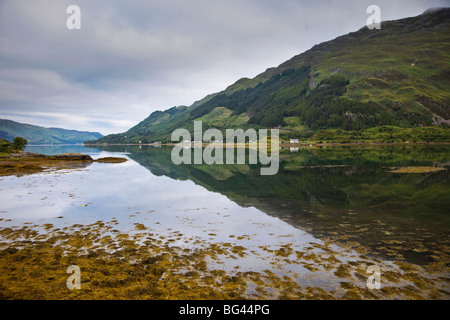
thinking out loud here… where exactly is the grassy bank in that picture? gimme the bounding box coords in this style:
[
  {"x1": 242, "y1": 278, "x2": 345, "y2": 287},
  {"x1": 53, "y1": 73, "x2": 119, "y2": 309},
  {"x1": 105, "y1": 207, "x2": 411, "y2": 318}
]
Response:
[{"x1": 308, "y1": 126, "x2": 450, "y2": 143}]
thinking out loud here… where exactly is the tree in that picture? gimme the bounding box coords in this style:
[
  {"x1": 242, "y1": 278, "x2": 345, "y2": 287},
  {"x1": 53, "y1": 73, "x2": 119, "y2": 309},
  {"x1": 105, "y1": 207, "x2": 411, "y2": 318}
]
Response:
[{"x1": 13, "y1": 137, "x2": 28, "y2": 150}]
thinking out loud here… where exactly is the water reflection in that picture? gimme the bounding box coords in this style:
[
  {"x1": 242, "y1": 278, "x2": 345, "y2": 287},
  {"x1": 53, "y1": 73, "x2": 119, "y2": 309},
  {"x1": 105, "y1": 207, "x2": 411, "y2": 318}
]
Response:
[
  {"x1": 25, "y1": 145, "x2": 103, "y2": 156},
  {"x1": 95, "y1": 144, "x2": 450, "y2": 266}
]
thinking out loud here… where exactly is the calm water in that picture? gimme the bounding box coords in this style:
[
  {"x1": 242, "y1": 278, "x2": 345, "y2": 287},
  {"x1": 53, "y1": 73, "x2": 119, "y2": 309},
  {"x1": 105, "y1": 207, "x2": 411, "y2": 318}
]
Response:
[{"x1": 1, "y1": 144, "x2": 449, "y2": 295}]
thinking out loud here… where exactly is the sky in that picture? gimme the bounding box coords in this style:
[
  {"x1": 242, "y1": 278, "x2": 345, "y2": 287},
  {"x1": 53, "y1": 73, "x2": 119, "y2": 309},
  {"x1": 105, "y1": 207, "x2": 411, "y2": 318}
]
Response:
[{"x1": 0, "y1": 0, "x2": 448, "y2": 135}]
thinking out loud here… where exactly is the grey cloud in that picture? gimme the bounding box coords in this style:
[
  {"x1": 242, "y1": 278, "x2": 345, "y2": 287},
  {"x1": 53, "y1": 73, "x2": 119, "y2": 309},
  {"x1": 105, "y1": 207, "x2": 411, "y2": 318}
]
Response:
[{"x1": 0, "y1": 0, "x2": 448, "y2": 134}]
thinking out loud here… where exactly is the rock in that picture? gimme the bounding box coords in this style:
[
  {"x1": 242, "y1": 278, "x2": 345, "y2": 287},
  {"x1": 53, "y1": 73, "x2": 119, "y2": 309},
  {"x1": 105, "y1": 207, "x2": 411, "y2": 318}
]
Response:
[
  {"x1": 53, "y1": 153, "x2": 93, "y2": 161},
  {"x1": 95, "y1": 157, "x2": 127, "y2": 163},
  {"x1": 5, "y1": 247, "x2": 18, "y2": 254},
  {"x1": 309, "y1": 79, "x2": 319, "y2": 90}
]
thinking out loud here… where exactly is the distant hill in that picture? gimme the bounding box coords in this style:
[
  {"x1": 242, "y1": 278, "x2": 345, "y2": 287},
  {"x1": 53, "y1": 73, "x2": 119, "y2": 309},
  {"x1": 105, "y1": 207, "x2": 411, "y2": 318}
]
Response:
[
  {"x1": 90, "y1": 8, "x2": 450, "y2": 144},
  {"x1": 0, "y1": 119, "x2": 103, "y2": 145}
]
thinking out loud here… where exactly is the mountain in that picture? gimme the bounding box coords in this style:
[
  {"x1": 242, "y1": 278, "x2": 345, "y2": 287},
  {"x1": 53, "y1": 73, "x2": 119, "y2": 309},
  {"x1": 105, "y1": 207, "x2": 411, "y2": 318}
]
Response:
[
  {"x1": 0, "y1": 119, "x2": 103, "y2": 145},
  {"x1": 89, "y1": 8, "x2": 450, "y2": 144}
]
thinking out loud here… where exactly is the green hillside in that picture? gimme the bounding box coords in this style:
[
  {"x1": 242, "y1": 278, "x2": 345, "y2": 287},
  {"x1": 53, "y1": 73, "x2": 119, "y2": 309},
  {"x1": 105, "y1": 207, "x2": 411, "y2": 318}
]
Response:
[
  {"x1": 0, "y1": 119, "x2": 103, "y2": 145},
  {"x1": 90, "y1": 8, "x2": 450, "y2": 144}
]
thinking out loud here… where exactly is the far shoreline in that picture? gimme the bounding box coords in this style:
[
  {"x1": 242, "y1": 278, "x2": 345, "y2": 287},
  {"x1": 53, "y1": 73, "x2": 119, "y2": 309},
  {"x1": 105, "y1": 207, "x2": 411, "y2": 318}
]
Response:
[{"x1": 82, "y1": 141, "x2": 450, "y2": 148}]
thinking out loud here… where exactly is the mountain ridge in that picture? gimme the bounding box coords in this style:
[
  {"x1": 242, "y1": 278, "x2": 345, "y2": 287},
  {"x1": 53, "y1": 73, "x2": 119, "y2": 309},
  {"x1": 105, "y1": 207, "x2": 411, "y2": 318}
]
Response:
[
  {"x1": 89, "y1": 8, "x2": 450, "y2": 144},
  {"x1": 0, "y1": 119, "x2": 103, "y2": 145}
]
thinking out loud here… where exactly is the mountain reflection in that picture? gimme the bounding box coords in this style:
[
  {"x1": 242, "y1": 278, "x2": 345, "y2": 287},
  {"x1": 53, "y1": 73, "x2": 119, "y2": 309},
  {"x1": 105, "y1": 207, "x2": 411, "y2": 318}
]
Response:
[{"x1": 95, "y1": 144, "x2": 450, "y2": 266}]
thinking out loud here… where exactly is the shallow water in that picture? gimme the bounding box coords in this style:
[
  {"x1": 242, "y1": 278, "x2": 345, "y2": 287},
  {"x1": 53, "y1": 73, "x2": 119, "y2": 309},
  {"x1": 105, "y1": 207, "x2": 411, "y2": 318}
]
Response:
[{"x1": 0, "y1": 144, "x2": 449, "y2": 299}]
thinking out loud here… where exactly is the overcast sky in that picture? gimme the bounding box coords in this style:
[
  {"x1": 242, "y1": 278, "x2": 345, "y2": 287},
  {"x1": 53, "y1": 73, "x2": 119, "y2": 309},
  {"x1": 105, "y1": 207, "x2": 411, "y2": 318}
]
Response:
[{"x1": 0, "y1": 0, "x2": 448, "y2": 135}]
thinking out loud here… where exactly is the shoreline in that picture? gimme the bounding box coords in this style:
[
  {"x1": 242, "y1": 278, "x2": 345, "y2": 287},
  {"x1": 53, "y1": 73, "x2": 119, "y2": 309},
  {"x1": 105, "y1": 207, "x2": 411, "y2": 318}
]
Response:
[
  {"x1": 0, "y1": 152, "x2": 127, "y2": 177},
  {"x1": 1, "y1": 219, "x2": 448, "y2": 300},
  {"x1": 83, "y1": 141, "x2": 450, "y2": 147}
]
